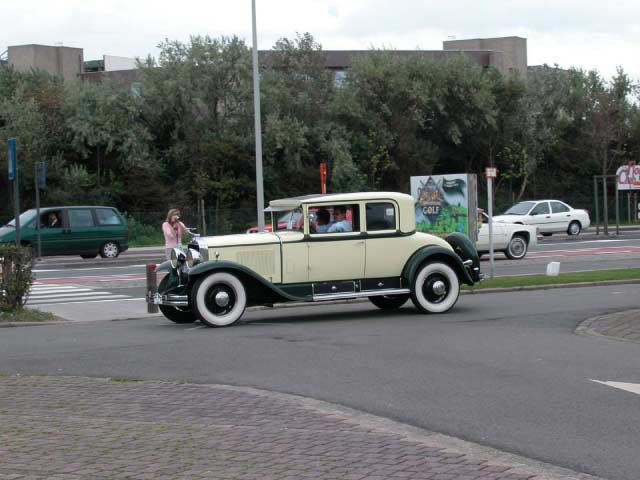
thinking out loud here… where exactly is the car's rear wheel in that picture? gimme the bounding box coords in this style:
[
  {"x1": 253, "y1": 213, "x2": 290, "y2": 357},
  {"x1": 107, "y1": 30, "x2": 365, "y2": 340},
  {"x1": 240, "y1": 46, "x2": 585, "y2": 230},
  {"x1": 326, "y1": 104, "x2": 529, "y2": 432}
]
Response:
[
  {"x1": 157, "y1": 277, "x2": 195, "y2": 324},
  {"x1": 191, "y1": 272, "x2": 247, "y2": 327},
  {"x1": 369, "y1": 294, "x2": 409, "y2": 310},
  {"x1": 505, "y1": 235, "x2": 528, "y2": 260},
  {"x1": 410, "y1": 262, "x2": 460, "y2": 314},
  {"x1": 567, "y1": 221, "x2": 581, "y2": 235},
  {"x1": 100, "y1": 241, "x2": 120, "y2": 258}
]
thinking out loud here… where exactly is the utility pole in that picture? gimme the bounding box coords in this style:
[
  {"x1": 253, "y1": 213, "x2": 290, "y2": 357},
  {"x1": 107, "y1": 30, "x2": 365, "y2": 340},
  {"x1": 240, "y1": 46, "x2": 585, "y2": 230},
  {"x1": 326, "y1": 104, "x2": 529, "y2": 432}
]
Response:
[
  {"x1": 8, "y1": 137, "x2": 20, "y2": 246},
  {"x1": 251, "y1": 0, "x2": 265, "y2": 232}
]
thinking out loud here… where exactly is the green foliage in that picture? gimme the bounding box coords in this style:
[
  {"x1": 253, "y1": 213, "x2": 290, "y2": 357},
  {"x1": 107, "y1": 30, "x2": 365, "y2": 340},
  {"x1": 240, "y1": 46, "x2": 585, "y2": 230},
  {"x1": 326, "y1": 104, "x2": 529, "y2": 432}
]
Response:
[
  {"x1": 124, "y1": 214, "x2": 165, "y2": 247},
  {"x1": 0, "y1": 245, "x2": 34, "y2": 312}
]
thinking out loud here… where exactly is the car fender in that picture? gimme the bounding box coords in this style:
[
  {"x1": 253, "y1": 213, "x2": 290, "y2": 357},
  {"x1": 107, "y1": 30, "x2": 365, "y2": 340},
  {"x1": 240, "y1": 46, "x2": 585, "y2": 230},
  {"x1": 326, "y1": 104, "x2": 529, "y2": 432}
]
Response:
[
  {"x1": 187, "y1": 260, "x2": 302, "y2": 305},
  {"x1": 402, "y1": 245, "x2": 475, "y2": 287}
]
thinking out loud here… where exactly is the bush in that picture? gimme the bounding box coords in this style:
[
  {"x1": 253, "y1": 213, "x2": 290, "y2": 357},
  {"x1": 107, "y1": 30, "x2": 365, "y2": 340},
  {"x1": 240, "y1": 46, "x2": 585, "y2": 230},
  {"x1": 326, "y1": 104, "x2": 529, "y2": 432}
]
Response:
[
  {"x1": 125, "y1": 214, "x2": 165, "y2": 247},
  {"x1": 0, "y1": 244, "x2": 35, "y2": 312}
]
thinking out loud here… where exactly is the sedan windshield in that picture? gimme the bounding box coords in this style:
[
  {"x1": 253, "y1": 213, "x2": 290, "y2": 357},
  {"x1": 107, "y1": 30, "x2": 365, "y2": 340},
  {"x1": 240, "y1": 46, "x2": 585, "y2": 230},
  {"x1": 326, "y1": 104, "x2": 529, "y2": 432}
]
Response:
[
  {"x1": 504, "y1": 202, "x2": 535, "y2": 215},
  {"x1": 5, "y1": 209, "x2": 37, "y2": 227}
]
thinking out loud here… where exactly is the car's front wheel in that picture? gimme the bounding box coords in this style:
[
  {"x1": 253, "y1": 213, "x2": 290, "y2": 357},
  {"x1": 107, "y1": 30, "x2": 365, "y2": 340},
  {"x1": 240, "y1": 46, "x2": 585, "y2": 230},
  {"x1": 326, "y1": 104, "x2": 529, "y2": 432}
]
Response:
[
  {"x1": 411, "y1": 262, "x2": 460, "y2": 314},
  {"x1": 100, "y1": 241, "x2": 120, "y2": 258},
  {"x1": 369, "y1": 294, "x2": 409, "y2": 310},
  {"x1": 567, "y1": 221, "x2": 581, "y2": 235},
  {"x1": 505, "y1": 235, "x2": 528, "y2": 260},
  {"x1": 191, "y1": 272, "x2": 247, "y2": 327}
]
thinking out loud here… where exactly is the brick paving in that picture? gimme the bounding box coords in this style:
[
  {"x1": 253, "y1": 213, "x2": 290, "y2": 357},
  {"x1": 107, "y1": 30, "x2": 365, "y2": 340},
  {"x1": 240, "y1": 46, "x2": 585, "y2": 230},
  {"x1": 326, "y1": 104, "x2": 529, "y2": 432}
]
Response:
[
  {"x1": 577, "y1": 309, "x2": 640, "y2": 344},
  {"x1": 0, "y1": 376, "x2": 600, "y2": 480}
]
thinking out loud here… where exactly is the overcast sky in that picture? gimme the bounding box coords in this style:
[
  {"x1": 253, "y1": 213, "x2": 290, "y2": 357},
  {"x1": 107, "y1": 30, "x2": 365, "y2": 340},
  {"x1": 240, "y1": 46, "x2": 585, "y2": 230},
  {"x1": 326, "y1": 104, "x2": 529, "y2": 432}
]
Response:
[{"x1": 3, "y1": 0, "x2": 640, "y2": 81}]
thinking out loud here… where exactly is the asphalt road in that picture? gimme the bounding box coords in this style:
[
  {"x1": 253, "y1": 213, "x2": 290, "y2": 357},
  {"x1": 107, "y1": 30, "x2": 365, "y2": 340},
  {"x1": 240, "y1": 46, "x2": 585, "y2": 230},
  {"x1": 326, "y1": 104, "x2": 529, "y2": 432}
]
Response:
[{"x1": 2, "y1": 285, "x2": 639, "y2": 480}]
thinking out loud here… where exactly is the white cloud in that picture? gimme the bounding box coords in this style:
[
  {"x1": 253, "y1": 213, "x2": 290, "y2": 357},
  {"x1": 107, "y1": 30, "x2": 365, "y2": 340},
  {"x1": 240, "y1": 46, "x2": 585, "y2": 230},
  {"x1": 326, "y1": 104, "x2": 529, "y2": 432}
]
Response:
[{"x1": 2, "y1": 0, "x2": 639, "y2": 80}]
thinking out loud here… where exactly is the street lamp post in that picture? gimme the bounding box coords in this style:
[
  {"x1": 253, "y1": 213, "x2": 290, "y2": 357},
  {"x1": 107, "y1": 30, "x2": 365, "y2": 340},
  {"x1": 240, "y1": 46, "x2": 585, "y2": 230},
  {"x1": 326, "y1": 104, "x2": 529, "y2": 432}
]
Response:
[{"x1": 251, "y1": 0, "x2": 265, "y2": 232}]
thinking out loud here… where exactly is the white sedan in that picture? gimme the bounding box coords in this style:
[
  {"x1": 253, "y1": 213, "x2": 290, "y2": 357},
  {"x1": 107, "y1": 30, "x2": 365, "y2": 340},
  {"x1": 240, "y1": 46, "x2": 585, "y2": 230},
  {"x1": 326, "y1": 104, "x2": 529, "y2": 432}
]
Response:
[
  {"x1": 492, "y1": 200, "x2": 590, "y2": 236},
  {"x1": 477, "y1": 213, "x2": 537, "y2": 259}
]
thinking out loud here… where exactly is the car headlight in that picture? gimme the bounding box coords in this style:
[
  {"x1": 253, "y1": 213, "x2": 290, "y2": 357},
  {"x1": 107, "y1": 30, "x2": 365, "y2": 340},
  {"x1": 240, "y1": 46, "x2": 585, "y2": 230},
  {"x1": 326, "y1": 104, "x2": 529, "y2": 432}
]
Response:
[
  {"x1": 186, "y1": 248, "x2": 201, "y2": 268},
  {"x1": 170, "y1": 247, "x2": 186, "y2": 269}
]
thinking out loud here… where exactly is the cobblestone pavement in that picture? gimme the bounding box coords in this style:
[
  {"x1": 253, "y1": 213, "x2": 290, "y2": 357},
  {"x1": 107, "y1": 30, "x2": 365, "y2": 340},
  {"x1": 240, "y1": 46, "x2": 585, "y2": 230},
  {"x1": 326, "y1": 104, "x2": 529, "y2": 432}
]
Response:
[
  {"x1": 577, "y1": 309, "x2": 640, "y2": 344},
  {"x1": 0, "y1": 376, "x2": 600, "y2": 480}
]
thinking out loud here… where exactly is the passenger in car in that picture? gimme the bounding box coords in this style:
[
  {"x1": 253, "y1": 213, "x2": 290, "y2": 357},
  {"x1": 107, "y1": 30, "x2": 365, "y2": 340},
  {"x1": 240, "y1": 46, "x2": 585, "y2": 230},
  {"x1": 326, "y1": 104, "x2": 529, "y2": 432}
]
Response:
[
  {"x1": 327, "y1": 206, "x2": 352, "y2": 233},
  {"x1": 315, "y1": 208, "x2": 331, "y2": 233},
  {"x1": 47, "y1": 212, "x2": 61, "y2": 228}
]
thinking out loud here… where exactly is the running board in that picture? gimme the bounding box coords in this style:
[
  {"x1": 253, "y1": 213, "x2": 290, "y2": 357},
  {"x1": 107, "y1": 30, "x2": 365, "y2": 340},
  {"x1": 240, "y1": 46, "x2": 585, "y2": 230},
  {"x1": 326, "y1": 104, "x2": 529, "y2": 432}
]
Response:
[{"x1": 313, "y1": 288, "x2": 410, "y2": 302}]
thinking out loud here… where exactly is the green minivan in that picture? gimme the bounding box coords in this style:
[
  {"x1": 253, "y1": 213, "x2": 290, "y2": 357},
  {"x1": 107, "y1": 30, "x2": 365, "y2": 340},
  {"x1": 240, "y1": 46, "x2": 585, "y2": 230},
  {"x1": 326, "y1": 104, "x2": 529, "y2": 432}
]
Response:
[{"x1": 0, "y1": 206, "x2": 129, "y2": 258}]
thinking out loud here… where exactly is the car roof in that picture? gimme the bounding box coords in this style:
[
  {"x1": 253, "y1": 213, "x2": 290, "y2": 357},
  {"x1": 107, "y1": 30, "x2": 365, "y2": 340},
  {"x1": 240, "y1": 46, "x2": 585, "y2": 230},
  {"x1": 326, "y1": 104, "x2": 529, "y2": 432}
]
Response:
[
  {"x1": 35, "y1": 206, "x2": 119, "y2": 210},
  {"x1": 268, "y1": 192, "x2": 414, "y2": 209}
]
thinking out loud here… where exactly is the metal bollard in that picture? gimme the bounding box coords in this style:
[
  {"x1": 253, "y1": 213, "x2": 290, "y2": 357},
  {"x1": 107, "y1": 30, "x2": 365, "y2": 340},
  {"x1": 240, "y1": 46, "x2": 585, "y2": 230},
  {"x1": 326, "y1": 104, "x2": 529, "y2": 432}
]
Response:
[{"x1": 146, "y1": 263, "x2": 158, "y2": 313}]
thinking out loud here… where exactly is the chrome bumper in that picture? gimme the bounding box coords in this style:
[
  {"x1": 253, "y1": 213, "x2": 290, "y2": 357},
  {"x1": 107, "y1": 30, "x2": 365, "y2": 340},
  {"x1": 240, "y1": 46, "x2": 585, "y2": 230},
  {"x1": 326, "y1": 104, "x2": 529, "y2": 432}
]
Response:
[{"x1": 147, "y1": 292, "x2": 189, "y2": 307}]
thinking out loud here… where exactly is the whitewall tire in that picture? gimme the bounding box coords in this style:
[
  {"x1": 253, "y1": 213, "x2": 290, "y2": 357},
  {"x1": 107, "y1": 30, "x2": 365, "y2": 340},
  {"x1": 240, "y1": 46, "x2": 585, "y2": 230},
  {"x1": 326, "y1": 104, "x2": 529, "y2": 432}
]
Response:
[
  {"x1": 505, "y1": 235, "x2": 528, "y2": 260},
  {"x1": 411, "y1": 262, "x2": 460, "y2": 314},
  {"x1": 191, "y1": 272, "x2": 247, "y2": 327}
]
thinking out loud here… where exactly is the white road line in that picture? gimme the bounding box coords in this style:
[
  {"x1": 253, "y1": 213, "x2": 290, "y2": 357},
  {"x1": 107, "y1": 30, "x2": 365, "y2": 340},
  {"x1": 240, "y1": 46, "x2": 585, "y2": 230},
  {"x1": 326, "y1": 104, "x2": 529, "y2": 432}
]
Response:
[
  {"x1": 29, "y1": 289, "x2": 94, "y2": 296},
  {"x1": 591, "y1": 380, "x2": 640, "y2": 396},
  {"x1": 28, "y1": 291, "x2": 116, "y2": 299},
  {"x1": 28, "y1": 295, "x2": 131, "y2": 305},
  {"x1": 33, "y1": 264, "x2": 146, "y2": 273},
  {"x1": 29, "y1": 297, "x2": 143, "y2": 306}
]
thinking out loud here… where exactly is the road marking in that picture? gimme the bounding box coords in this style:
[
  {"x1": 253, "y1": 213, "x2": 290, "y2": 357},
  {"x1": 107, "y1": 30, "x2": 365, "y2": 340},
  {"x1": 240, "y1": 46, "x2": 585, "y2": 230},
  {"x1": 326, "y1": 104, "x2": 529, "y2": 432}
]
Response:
[
  {"x1": 591, "y1": 380, "x2": 640, "y2": 396},
  {"x1": 34, "y1": 264, "x2": 146, "y2": 273},
  {"x1": 28, "y1": 297, "x2": 143, "y2": 306},
  {"x1": 27, "y1": 282, "x2": 133, "y2": 305}
]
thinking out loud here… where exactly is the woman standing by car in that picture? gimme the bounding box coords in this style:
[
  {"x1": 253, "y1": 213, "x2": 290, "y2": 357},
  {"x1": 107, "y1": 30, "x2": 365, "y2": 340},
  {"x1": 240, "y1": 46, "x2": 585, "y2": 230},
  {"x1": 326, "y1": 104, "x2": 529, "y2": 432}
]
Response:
[{"x1": 162, "y1": 209, "x2": 188, "y2": 260}]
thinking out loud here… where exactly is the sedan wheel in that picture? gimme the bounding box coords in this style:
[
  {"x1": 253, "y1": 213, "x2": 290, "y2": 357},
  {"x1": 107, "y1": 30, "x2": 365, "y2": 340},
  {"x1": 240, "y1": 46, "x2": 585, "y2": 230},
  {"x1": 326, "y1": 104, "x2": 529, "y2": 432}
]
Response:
[
  {"x1": 567, "y1": 221, "x2": 581, "y2": 235},
  {"x1": 100, "y1": 241, "x2": 120, "y2": 258},
  {"x1": 411, "y1": 262, "x2": 460, "y2": 314},
  {"x1": 369, "y1": 294, "x2": 409, "y2": 310},
  {"x1": 505, "y1": 235, "x2": 528, "y2": 260},
  {"x1": 191, "y1": 272, "x2": 247, "y2": 327}
]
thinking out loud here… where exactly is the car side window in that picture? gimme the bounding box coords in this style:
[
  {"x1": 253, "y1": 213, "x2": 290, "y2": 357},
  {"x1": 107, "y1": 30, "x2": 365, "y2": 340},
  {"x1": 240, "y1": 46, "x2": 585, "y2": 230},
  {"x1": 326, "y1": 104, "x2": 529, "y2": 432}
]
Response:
[
  {"x1": 40, "y1": 210, "x2": 63, "y2": 229},
  {"x1": 95, "y1": 208, "x2": 123, "y2": 226},
  {"x1": 310, "y1": 204, "x2": 359, "y2": 234},
  {"x1": 530, "y1": 202, "x2": 550, "y2": 215},
  {"x1": 68, "y1": 209, "x2": 95, "y2": 228},
  {"x1": 551, "y1": 202, "x2": 569, "y2": 213},
  {"x1": 366, "y1": 202, "x2": 396, "y2": 231}
]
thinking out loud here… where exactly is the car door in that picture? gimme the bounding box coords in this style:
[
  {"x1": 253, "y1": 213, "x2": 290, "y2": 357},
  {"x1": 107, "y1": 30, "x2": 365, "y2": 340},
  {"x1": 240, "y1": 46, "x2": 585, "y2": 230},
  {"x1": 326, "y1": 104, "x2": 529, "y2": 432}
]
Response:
[
  {"x1": 363, "y1": 201, "x2": 404, "y2": 277},
  {"x1": 550, "y1": 201, "x2": 571, "y2": 232},
  {"x1": 36, "y1": 209, "x2": 67, "y2": 255},
  {"x1": 307, "y1": 203, "x2": 365, "y2": 282},
  {"x1": 528, "y1": 201, "x2": 552, "y2": 232},
  {"x1": 66, "y1": 208, "x2": 99, "y2": 254},
  {"x1": 476, "y1": 213, "x2": 508, "y2": 251}
]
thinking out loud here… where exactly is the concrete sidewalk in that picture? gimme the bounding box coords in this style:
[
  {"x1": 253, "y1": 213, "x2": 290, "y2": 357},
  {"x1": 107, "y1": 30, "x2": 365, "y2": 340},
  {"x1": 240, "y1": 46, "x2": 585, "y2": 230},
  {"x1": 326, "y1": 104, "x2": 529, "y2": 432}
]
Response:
[
  {"x1": 0, "y1": 376, "x2": 599, "y2": 480},
  {"x1": 577, "y1": 309, "x2": 640, "y2": 344}
]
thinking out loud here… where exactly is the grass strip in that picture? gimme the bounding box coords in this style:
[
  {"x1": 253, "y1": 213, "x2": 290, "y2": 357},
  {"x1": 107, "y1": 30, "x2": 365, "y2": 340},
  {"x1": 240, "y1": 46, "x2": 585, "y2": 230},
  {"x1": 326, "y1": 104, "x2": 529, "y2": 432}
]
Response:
[
  {"x1": 465, "y1": 268, "x2": 640, "y2": 290},
  {"x1": 0, "y1": 308, "x2": 60, "y2": 323}
]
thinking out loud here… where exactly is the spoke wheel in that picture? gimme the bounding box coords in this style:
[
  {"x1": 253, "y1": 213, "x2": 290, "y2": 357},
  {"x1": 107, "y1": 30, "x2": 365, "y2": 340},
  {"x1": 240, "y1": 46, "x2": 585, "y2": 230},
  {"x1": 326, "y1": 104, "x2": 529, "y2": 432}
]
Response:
[
  {"x1": 191, "y1": 272, "x2": 247, "y2": 327},
  {"x1": 368, "y1": 294, "x2": 409, "y2": 310},
  {"x1": 505, "y1": 235, "x2": 528, "y2": 260},
  {"x1": 100, "y1": 241, "x2": 120, "y2": 258},
  {"x1": 411, "y1": 262, "x2": 460, "y2": 314}
]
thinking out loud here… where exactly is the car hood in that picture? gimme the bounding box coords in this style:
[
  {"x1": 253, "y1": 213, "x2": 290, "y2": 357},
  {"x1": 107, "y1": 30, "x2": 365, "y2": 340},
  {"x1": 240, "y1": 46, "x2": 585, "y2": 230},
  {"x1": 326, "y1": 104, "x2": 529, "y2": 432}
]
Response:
[
  {"x1": 492, "y1": 215, "x2": 520, "y2": 223},
  {"x1": 201, "y1": 232, "x2": 281, "y2": 247}
]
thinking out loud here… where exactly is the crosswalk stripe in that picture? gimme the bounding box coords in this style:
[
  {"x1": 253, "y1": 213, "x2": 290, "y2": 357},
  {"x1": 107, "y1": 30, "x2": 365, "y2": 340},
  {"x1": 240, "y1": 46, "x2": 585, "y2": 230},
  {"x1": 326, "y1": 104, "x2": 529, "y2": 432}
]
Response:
[
  {"x1": 28, "y1": 294, "x2": 131, "y2": 305},
  {"x1": 30, "y1": 289, "x2": 93, "y2": 295},
  {"x1": 28, "y1": 296, "x2": 138, "y2": 306},
  {"x1": 29, "y1": 291, "x2": 113, "y2": 299}
]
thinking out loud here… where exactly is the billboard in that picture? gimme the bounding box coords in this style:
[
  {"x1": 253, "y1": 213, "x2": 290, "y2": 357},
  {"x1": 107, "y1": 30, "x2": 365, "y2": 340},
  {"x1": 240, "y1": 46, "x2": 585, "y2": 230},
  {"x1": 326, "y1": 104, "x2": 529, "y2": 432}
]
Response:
[
  {"x1": 616, "y1": 163, "x2": 640, "y2": 190},
  {"x1": 410, "y1": 174, "x2": 477, "y2": 240}
]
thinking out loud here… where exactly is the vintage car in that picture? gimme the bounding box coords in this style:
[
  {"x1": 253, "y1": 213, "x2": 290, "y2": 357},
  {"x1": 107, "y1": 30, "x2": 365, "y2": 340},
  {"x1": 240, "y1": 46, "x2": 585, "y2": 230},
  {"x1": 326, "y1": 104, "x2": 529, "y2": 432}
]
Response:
[
  {"x1": 147, "y1": 192, "x2": 483, "y2": 327},
  {"x1": 476, "y1": 211, "x2": 537, "y2": 259}
]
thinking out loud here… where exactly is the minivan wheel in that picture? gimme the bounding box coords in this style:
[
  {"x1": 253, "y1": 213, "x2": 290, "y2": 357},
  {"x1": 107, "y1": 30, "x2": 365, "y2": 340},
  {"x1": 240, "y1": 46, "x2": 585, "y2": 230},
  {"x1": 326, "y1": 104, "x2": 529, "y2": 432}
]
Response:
[{"x1": 100, "y1": 241, "x2": 120, "y2": 258}]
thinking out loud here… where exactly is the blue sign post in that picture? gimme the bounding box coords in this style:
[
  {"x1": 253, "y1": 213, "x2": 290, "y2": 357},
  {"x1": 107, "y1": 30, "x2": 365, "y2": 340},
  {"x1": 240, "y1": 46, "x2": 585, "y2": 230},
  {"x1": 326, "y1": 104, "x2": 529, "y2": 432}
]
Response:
[{"x1": 8, "y1": 137, "x2": 20, "y2": 245}]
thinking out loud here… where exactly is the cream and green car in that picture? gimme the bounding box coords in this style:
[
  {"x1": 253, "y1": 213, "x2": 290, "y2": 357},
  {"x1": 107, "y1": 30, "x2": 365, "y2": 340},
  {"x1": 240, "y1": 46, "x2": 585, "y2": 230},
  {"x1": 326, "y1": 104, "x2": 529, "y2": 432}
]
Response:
[{"x1": 147, "y1": 192, "x2": 482, "y2": 327}]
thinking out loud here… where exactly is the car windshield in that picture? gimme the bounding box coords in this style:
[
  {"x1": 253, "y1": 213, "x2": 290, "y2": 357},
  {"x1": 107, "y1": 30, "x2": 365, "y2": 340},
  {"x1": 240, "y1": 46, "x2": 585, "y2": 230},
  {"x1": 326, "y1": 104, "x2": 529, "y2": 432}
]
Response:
[
  {"x1": 504, "y1": 202, "x2": 535, "y2": 215},
  {"x1": 5, "y1": 209, "x2": 37, "y2": 227},
  {"x1": 274, "y1": 208, "x2": 303, "y2": 232}
]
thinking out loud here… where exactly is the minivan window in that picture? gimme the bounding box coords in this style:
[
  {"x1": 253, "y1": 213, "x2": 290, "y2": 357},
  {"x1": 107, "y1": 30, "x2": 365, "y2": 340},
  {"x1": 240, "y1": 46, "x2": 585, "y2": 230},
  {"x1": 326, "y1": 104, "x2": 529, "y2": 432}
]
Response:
[
  {"x1": 69, "y1": 209, "x2": 95, "y2": 227},
  {"x1": 6, "y1": 210, "x2": 36, "y2": 227},
  {"x1": 96, "y1": 208, "x2": 123, "y2": 226},
  {"x1": 366, "y1": 203, "x2": 396, "y2": 231}
]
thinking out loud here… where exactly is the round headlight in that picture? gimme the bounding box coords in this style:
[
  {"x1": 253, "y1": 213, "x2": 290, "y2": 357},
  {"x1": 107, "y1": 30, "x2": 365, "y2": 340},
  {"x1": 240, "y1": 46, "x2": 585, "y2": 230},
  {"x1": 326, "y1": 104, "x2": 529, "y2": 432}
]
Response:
[
  {"x1": 186, "y1": 248, "x2": 201, "y2": 268},
  {"x1": 170, "y1": 247, "x2": 185, "y2": 269}
]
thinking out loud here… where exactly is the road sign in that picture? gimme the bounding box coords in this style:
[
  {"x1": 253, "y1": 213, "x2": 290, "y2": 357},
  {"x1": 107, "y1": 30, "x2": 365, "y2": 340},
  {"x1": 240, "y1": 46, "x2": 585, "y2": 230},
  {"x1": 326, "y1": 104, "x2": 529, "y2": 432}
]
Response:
[
  {"x1": 485, "y1": 167, "x2": 498, "y2": 179},
  {"x1": 8, "y1": 137, "x2": 16, "y2": 181}
]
